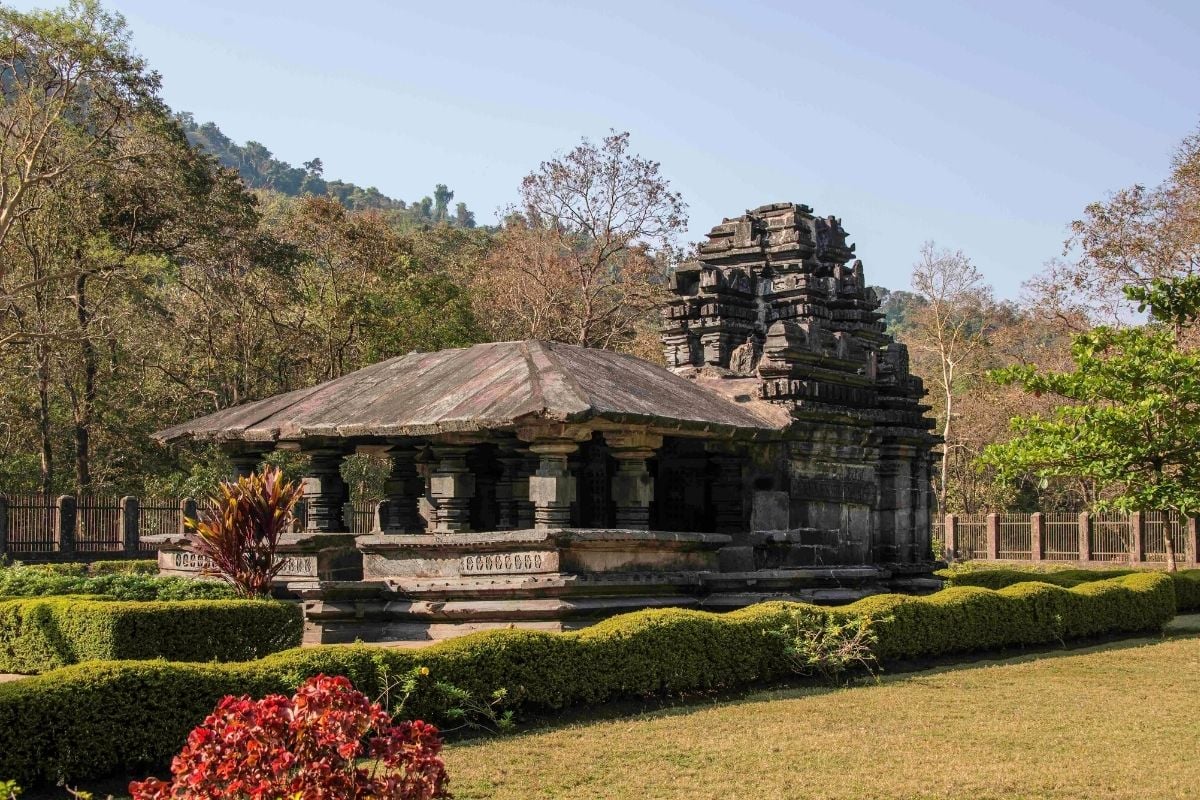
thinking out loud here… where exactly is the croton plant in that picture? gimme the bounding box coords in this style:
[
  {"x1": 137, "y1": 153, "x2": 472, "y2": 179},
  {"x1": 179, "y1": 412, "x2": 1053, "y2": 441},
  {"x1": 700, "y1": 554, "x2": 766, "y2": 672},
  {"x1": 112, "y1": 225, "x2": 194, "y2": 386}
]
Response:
[{"x1": 130, "y1": 674, "x2": 450, "y2": 800}]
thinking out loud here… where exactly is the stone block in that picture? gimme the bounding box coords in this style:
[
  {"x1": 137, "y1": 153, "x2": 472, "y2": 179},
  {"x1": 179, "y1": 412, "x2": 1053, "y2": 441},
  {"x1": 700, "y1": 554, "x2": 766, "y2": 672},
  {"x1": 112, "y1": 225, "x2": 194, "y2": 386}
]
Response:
[
  {"x1": 717, "y1": 545, "x2": 756, "y2": 572},
  {"x1": 751, "y1": 490, "x2": 790, "y2": 531}
]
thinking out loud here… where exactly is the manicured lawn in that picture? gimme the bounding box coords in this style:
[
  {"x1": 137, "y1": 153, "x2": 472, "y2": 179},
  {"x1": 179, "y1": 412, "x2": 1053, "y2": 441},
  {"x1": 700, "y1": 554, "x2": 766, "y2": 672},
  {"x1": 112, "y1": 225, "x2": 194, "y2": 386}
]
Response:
[{"x1": 444, "y1": 633, "x2": 1200, "y2": 800}]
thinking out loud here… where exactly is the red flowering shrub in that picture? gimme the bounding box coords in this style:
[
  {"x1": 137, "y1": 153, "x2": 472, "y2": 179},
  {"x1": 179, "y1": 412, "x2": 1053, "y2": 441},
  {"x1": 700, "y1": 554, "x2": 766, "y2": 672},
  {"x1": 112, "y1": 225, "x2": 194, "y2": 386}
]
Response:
[{"x1": 129, "y1": 675, "x2": 450, "y2": 800}]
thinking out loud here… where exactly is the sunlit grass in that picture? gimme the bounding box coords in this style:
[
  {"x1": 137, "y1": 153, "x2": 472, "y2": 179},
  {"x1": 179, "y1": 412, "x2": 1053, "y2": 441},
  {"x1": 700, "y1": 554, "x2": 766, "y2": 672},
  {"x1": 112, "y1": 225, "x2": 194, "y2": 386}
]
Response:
[{"x1": 444, "y1": 634, "x2": 1200, "y2": 800}]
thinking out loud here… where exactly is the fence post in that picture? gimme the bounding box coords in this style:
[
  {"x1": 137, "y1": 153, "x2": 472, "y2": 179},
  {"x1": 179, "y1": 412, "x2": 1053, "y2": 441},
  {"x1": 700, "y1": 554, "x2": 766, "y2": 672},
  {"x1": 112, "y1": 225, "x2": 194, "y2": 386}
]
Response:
[
  {"x1": 120, "y1": 496, "x2": 140, "y2": 553},
  {"x1": 986, "y1": 513, "x2": 1000, "y2": 560},
  {"x1": 1030, "y1": 512, "x2": 1044, "y2": 561},
  {"x1": 943, "y1": 513, "x2": 959, "y2": 562},
  {"x1": 1077, "y1": 511, "x2": 1092, "y2": 562},
  {"x1": 0, "y1": 496, "x2": 7, "y2": 556},
  {"x1": 373, "y1": 500, "x2": 388, "y2": 533},
  {"x1": 55, "y1": 495, "x2": 76, "y2": 555},
  {"x1": 1187, "y1": 517, "x2": 1199, "y2": 567},
  {"x1": 1130, "y1": 511, "x2": 1144, "y2": 563},
  {"x1": 179, "y1": 498, "x2": 197, "y2": 536}
]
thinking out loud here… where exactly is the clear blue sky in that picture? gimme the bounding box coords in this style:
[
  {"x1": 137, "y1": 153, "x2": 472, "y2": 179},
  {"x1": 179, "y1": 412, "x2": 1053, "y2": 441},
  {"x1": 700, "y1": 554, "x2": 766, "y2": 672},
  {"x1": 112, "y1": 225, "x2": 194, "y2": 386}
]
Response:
[{"x1": 17, "y1": 0, "x2": 1200, "y2": 297}]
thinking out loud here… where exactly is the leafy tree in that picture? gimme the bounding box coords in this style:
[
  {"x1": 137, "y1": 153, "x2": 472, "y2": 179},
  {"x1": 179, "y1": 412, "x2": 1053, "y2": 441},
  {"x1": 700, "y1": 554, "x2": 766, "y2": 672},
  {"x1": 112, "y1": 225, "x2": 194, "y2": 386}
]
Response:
[
  {"x1": 981, "y1": 276, "x2": 1200, "y2": 571},
  {"x1": 0, "y1": 0, "x2": 162, "y2": 273}
]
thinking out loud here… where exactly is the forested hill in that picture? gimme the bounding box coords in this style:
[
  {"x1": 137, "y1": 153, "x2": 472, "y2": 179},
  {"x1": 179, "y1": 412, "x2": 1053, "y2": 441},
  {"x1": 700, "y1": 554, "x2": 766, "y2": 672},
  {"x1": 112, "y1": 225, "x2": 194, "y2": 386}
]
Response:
[{"x1": 176, "y1": 113, "x2": 477, "y2": 227}]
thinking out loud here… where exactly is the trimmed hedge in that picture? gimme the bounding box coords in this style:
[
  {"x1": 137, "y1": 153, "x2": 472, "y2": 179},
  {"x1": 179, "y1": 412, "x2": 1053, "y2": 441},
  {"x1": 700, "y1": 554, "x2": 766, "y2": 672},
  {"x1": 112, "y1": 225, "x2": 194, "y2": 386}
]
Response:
[
  {"x1": 0, "y1": 562, "x2": 235, "y2": 601},
  {"x1": 0, "y1": 597, "x2": 303, "y2": 674},
  {"x1": 12, "y1": 560, "x2": 159, "y2": 577},
  {"x1": 938, "y1": 566, "x2": 1200, "y2": 612},
  {"x1": 0, "y1": 572, "x2": 1175, "y2": 786}
]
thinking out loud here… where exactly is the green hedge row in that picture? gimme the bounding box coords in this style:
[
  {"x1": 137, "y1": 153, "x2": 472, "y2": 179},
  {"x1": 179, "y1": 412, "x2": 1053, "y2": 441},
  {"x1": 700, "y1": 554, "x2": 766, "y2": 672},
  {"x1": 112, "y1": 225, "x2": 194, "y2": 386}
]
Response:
[
  {"x1": 938, "y1": 566, "x2": 1200, "y2": 612},
  {"x1": 0, "y1": 597, "x2": 303, "y2": 674},
  {"x1": 0, "y1": 562, "x2": 234, "y2": 601},
  {"x1": 0, "y1": 572, "x2": 1175, "y2": 786},
  {"x1": 11, "y1": 560, "x2": 160, "y2": 577}
]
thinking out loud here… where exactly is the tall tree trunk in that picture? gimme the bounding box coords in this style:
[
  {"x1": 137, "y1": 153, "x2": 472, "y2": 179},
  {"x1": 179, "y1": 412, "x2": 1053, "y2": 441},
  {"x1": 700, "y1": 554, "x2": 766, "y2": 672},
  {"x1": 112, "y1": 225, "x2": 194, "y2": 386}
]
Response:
[
  {"x1": 939, "y1": 362, "x2": 954, "y2": 512},
  {"x1": 37, "y1": 341, "x2": 53, "y2": 495},
  {"x1": 32, "y1": 256, "x2": 54, "y2": 495},
  {"x1": 72, "y1": 268, "x2": 96, "y2": 494}
]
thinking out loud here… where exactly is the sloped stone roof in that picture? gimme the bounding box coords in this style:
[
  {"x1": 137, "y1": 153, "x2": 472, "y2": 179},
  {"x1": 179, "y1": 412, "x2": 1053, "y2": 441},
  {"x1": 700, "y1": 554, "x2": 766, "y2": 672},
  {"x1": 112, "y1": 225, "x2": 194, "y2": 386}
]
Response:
[{"x1": 153, "y1": 340, "x2": 780, "y2": 444}]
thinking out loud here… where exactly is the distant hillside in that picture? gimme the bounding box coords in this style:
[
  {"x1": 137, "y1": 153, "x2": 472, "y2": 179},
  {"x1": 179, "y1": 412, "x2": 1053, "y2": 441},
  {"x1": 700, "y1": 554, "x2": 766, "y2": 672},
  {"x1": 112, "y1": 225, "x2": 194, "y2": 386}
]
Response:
[{"x1": 177, "y1": 113, "x2": 476, "y2": 227}]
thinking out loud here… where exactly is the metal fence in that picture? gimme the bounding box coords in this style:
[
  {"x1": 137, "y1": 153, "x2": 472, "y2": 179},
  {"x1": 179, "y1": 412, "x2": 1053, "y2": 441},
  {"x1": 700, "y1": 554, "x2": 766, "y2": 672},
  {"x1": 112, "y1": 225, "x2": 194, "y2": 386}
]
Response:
[
  {"x1": 0, "y1": 492, "x2": 383, "y2": 560},
  {"x1": 943, "y1": 510, "x2": 1198, "y2": 566}
]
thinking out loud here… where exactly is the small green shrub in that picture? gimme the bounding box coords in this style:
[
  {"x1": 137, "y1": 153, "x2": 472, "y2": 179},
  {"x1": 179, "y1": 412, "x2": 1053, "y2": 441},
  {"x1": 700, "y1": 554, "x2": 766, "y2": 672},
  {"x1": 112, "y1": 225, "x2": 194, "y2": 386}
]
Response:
[
  {"x1": 14, "y1": 560, "x2": 157, "y2": 577},
  {"x1": 0, "y1": 572, "x2": 1174, "y2": 787},
  {"x1": 938, "y1": 565, "x2": 1200, "y2": 612},
  {"x1": 778, "y1": 609, "x2": 880, "y2": 685},
  {"x1": 0, "y1": 563, "x2": 234, "y2": 601},
  {"x1": 0, "y1": 597, "x2": 302, "y2": 674},
  {"x1": 88, "y1": 560, "x2": 159, "y2": 576}
]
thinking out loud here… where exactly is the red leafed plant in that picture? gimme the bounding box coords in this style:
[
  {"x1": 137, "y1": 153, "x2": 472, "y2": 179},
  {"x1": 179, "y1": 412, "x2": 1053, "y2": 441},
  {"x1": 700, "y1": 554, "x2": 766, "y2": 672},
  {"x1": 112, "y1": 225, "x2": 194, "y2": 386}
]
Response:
[
  {"x1": 184, "y1": 465, "x2": 305, "y2": 598},
  {"x1": 129, "y1": 674, "x2": 450, "y2": 800}
]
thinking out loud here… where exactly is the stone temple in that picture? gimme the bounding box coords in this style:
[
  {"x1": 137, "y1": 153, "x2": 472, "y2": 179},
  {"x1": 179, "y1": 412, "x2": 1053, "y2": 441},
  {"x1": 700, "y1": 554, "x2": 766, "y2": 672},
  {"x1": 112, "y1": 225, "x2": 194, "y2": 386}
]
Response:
[{"x1": 152, "y1": 202, "x2": 939, "y2": 642}]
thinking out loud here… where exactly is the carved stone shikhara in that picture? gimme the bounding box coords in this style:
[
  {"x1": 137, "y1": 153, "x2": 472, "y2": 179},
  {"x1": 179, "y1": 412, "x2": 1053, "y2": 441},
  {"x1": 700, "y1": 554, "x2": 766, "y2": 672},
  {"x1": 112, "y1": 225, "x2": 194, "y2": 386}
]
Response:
[
  {"x1": 152, "y1": 201, "x2": 941, "y2": 642},
  {"x1": 661, "y1": 202, "x2": 937, "y2": 563}
]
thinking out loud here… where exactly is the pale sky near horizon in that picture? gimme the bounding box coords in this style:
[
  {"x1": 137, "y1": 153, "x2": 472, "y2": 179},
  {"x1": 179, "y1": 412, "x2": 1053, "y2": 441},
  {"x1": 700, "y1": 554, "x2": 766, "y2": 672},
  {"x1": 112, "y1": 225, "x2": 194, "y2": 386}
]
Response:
[{"x1": 13, "y1": 0, "x2": 1200, "y2": 298}]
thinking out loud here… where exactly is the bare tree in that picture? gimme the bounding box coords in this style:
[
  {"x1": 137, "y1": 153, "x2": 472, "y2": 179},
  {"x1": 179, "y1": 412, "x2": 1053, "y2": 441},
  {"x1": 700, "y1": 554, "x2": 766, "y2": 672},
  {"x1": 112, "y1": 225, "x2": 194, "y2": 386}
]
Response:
[
  {"x1": 477, "y1": 131, "x2": 686, "y2": 352},
  {"x1": 1028, "y1": 123, "x2": 1200, "y2": 327},
  {"x1": 908, "y1": 242, "x2": 994, "y2": 511}
]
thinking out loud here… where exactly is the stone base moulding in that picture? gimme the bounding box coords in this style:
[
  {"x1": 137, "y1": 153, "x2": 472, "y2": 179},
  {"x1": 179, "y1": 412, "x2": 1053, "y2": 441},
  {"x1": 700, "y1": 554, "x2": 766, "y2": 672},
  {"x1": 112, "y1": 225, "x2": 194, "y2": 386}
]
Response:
[{"x1": 147, "y1": 531, "x2": 364, "y2": 590}]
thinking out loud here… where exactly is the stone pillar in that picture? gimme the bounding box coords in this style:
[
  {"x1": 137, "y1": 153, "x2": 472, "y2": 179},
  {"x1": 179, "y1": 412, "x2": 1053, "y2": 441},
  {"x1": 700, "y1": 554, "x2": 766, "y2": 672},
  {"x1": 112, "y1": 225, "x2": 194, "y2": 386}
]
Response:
[
  {"x1": 943, "y1": 513, "x2": 959, "y2": 562},
  {"x1": 528, "y1": 441, "x2": 579, "y2": 529},
  {"x1": 1030, "y1": 512, "x2": 1044, "y2": 562},
  {"x1": 120, "y1": 496, "x2": 140, "y2": 553},
  {"x1": 1078, "y1": 511, "x2": 1092, "y2": 561},
  {"x1": 179, "y1": 498, "x2": 197, "y2": 535},
  {"x1": 1187, "y1": 517, "x2": 1199, "y2": 567},
  {"x1": 985, "y1": 513, "x2": 1000, "y2": 560},
  {"x1": 429, "y1": 444, "x2": 476, "y2": 532},
  {"x1": 56, "y1": 495, "x2": 76, "y2": 555},
  {"x1": 302, "y1": 447, "x2": 348, "y2": 533},
  {"x1": 709, "y1": 452, "x2": 745, "y2": 534},
  {"x1": 382, "y1": 445, "x2": 423, "y2": 533},
  {"x1": 606, "y1": 432, "x2": 662, "y2": 530}
]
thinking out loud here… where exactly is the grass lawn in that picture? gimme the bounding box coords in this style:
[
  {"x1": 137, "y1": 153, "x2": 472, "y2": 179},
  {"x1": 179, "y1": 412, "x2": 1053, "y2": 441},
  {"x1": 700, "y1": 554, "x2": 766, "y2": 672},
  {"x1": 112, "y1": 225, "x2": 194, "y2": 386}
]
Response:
[{"x1": 444, "y1": 633, "x2": 1200, "y2": 800}]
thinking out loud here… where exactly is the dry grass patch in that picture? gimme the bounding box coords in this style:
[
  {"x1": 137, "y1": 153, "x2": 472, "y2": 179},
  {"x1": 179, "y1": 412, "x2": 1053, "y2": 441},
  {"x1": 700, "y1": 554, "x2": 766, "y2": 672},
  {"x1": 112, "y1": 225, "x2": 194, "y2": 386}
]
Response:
[{"x1": 444, "y1": 636, "x2": 1200, "y2": 800}]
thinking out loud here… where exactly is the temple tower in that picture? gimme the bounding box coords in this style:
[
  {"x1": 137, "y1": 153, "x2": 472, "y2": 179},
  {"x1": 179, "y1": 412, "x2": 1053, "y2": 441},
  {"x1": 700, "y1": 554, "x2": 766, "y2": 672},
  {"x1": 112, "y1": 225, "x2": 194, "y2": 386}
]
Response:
[{"x1": 662, "y1": 202, "x2": 939, "y2": 563}]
